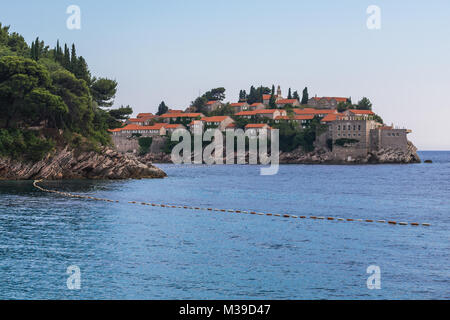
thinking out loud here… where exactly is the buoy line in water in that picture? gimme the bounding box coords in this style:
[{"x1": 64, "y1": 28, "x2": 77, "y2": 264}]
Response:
[{"x1": 33, "y1": 180, "x2": 431, "y2": 228}]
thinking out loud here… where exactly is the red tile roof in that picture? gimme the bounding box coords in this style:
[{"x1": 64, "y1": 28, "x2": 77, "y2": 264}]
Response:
[
  {"x1": 263, "y1": 94, "x2": 272, "y2": 100},
  {"x1": 347, "y1": 109, "x2": 375, "y2": 115},
  {"x1": 277, "y1": 99, "x2": 298, "y2": 105},
  {"x1": 235, "y1": 111, "x2": 257, "y2": 116},
  {"x1": 275, "y1": 115, "x2": 314, "y2": 121},
  {"x1": 294, "y1": 115, "x2": 315, "y2": 120},
  {"x1": 160, "y1": 113, "x2": 203, "y2": 118},
  {"x1": 255, "y1": 109, "x2": 280, "y2": 114},
  {"x1": 201, "y1": 116, "x2": 231, "y2": 122},
  {"x1": 137, "y1": 113, "x2": 154, "y2": 118},
  {"x1": 163, "y1": 124, "x2": 184, "y2": 129},
  {"x1": 168, "y1": 110, "x2": 184, "y2": 113},
  {"x1": 230, "y1": 102, "x2": 248, "y2": 107},
  {"x1": 312, "y1": 97, "x2": 348, "y2": 103},
  {"x1": 206, "y1": 100, "x2": 221, "y2": 105},
  {"x1": 293, "y1": 108, "x2": 337, "y2": 115},
  {"x1": 245, "y1": 124, "x2": 272, "y2": 129},
  {"x1": 226, "y1": 123, "x2": 236, "y2": 128},
  {"x1": 128, "y1": 118, "x2": 146, "y2": 123},
  {"x1": 112, "y1": 124, "x2": 166, "y2": 132},
  {"x1": 250, "y1": 103, "x2": 264, "y2": 107},
  {"x1": 321, "y1": 113, "x2": 345, "y2": 123}
]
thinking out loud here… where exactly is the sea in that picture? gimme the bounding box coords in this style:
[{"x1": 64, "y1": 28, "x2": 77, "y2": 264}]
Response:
[{"x1": 0, "y1": 151, "x2": 448, "y2": 300}]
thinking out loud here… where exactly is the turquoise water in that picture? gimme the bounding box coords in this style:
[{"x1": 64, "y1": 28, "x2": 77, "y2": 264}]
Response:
[{"x1": 0, "y1": 151, "x2": 449, "y2": 300}]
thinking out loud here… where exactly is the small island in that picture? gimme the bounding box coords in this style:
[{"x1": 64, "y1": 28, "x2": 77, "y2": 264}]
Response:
[{"x1": 111, "y1": 86, "x2": 421, "y2": 165}]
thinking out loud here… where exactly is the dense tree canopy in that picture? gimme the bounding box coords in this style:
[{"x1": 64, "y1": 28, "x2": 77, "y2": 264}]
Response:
[
  {"x1": 0, "y1": 22, "x2": 132, "y2": 160},
  {"x1": 357, "y1": 97, "x2": 372, "y2": 110}
]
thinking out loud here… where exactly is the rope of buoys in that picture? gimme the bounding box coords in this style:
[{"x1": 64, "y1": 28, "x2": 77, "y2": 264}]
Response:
[{"x1": 33, "y1": 180, "x2": 432, "y2": 228}]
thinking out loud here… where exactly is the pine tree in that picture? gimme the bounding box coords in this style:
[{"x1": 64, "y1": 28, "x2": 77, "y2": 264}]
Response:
[
  {"x1": 75, "y1": 56, "x2": 91, "y2": 83},
  {"x1": 293, "y1": 91, "x2": 300, "y2": 100}
]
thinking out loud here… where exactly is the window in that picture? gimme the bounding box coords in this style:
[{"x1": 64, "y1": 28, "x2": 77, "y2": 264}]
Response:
[
  {"x1": 338, "y1": 125, "x2": 341, "y2": 130},
  {"x1": 358, "y1": 125, "x2": 361, "y2": 130}
]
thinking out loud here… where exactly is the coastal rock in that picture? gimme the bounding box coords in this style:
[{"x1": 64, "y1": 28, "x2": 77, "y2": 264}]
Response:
[
  {"x1": 0, "y1": 147, "x2": 167, "y2": 180},
  {"x1": 279, "y1": 141, "x2": 421, "y2": 165},
  {"x1": 139, "y1": 152, "x2": 172, "y2": 164}
]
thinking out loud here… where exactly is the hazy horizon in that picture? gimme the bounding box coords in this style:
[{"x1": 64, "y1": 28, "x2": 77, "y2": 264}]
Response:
[{"x1": 1, "y1": 0, "x2": 449, "y2": 150}]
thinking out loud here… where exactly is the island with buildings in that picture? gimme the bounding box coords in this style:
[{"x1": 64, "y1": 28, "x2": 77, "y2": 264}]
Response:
[{"x1": 109, "y1": 86, "x2": 421, "y2": 165}]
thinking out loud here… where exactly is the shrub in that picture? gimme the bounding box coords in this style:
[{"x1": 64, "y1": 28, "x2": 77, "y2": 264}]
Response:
[
  {"x1": 335, "y1": 138, "x2": 359, "y2": 147},
  {"x1": 138, "y1": 137, "x2": 153, "y2": 155}
]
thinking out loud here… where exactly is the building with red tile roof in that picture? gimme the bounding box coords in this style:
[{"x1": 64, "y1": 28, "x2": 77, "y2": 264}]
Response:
[
  {"x1": 230, "y1": 102, "x2": 249, "y2": 113},
  {"x1": 137, "y1": 113, "x2": 154, "y2": 119},
  {"x1": 308, "y1": 96, "x2": 349, "y2": 109},
  {"x1": 200, "y1": 116, "x2": 235, "y2": 131},
  {"x1": 276, "y1": 99, "x2": 301, "y2": 108}
]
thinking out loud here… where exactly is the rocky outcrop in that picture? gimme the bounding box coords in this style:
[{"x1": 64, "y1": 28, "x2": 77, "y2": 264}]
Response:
[
  {"x1": 0, "y1": 147, "x2": 167, "y2": 180},
  {"x1": 280, "y1": 141, "x2": 421, "y2": 164},
  {"x1": 366, "y1": 141, "x2": 421, "y2": 164},
  {"x1": 139, "y1": 152, "x2": 172, "y2": 164}
]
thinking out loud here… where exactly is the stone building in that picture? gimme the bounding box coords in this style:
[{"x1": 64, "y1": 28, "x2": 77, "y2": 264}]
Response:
[
  {"x1": 230, "y1": 102, "x2": 249, "y2": 113},
  {"x1": 200, "y1": 116, "x2": 235, "y2": 131},
  {"x1": 276, "y1": 99, "x2": 301, "y2": 108},
  {"x1": 308, "y1": 96, "x2": 349, "y2": 109},
  {"x1": 205, "y1": 101, "x2": 223, "y2": 113},
  {"x1": 323, "y1": 116, "x2": 413, "y2": 161}
]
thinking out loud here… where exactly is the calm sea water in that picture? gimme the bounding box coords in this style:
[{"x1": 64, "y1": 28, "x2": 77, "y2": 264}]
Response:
[{"x1": 0, "y1": 151, "x2": 449, "y2": 300}]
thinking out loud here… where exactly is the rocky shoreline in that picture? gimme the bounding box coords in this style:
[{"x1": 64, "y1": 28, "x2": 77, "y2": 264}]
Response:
[
  {"x1": 139, "y1": 141, "x2": 421, "y2": 165},
  {"x1": 279, "y1": 141, "x2": 421, "y2": 164},
  {"x1": 0, "y1": 147, "x2": 167, "y2": 180}
]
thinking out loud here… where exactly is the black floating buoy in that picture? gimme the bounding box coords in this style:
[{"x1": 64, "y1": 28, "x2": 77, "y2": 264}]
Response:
[{"x1": 424, "y1": 160, "x2": 433, "y2": 164}]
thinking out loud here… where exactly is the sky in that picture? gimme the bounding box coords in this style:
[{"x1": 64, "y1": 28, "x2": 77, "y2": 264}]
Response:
[{"x1": 1, "y1": 0, "x2": 449, "y2": 150}]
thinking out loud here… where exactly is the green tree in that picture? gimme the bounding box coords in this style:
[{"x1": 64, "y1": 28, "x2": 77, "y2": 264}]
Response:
[
  {"x1": 357, "y1": 97, "x2": 372, "y2": 110},
  {"x1": 337, "y1": 101, "x2": 351, "y2": 113},
  {"x1": 204, "y1": 87, "x2": 226, "y2": 101},
  {"x1": 0, "y1": 56, "x2": 52, "y2": 128},
  {"x1": 90, "y1": 77, "x2": 118, "y2": 108},
  {"x1": 293, "y1": 91, "x2": 299, "y2": 100},
  {"x1": 109, "y1": 105, "x2": 132, "y2": 121},
  {"x1": 288, "y1": 88, "x2": 292, "y2": 99},
  {"x1": 157, "y1": 101, "x2": 169, "y2": 116},
  {"x1": 51, "y1": 69, "x2": 94, "y2": 135},
  {"x1": 301, "y1": 87, "x2": 309, "y2": 105},
  {"x1": 24, "y1": 88, "x2": 68, "y2": 128}
]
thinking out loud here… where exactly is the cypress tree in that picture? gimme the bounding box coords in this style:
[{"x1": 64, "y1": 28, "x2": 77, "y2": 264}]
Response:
[
  {"x1": 63, "y1": 44, "x2": 70, "y2": 69},
  {"x1": 301, "y1": 87, "x2": 309, "y2": 105},
  {"x1": 288, "y1": 88, "x2": 292, "y2": 99},
  {"x1": 71, "y1": 44, "x2": 77, "y2": 72},
  {"x1": 30, "y1": 42, "x2": 35, "y2": 60}
]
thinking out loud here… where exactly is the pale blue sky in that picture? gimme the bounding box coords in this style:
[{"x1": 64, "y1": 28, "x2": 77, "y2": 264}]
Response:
[{"x1": 1, "y1": 0, "x2": 449, "y2": 149}]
